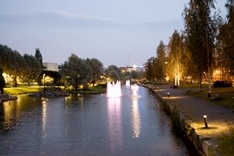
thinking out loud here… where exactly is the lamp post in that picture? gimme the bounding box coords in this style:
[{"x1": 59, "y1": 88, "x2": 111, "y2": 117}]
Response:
[
  {"x1": 203, "y1": 115, "x2": 208, "y2": 128},
  {"x1": 163, "y1": 61, "x2": 168, "y2": 82},
  {"x1": 43, "y1": 74, "x2": 45, "y2": 92}
]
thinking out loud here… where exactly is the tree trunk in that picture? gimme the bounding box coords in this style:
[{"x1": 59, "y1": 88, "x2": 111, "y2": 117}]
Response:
[
  {"x1": 199, "y1": 73, "x2": 202, "y2": 91},
  {"x1": 75, "y1": 76, "x2": 78, "y2": 91}
]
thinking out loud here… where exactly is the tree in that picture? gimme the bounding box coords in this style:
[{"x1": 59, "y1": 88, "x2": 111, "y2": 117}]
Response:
[
  {"x1": 156, "y1": 41, "x2": 166, "y2": 81},
  {"x1": 59, "y1": 54, "x2": 92, "y2": 90},
  {"x1": 183, "y1": 0, "x2": 217, "y2": 91},
  {"x1": 35, "y1": 48, "x2": 43, "y2": 66},
  {"x1": 0, "y1": 45, "x2": 43, "y2": 86},
  {"x1": 144, "y1": 57, "x2": 158, "y2": 81},
  {"x1": 217, "y1": 0, "x2": 234, "y2": 80},
  {"x1": 168, "y1": 30, "x2": 187, "y2": 85},
  {"x1": 105, "y1": 65, "x2": 121, "y2": 81},
  {"x1": 8, "y1": 50, "x2": 26, "y2": 87},
  {"x1": 0, "y1": 66, "x2": 6, "y2": 94},
  {"x1": 0, "y1": 45, "x2": 12, "y2": 72},
  {"x1": 23, "y1": 54, "x2": 42, "y2": 85},
  {"x1": 86, "y1": 58, "x2": 104, "y2": 85}
]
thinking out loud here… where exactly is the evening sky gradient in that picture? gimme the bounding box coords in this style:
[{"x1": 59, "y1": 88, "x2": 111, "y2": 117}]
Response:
[{"x1": 0, "y1": 0, "x2": 226, "y2": 67}]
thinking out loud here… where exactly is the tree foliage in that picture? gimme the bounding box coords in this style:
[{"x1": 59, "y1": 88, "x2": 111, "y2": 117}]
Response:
[
  {"x1": 86, "y1": 58, "x2": 104, "y2": 83},
  {"x1": 35, "y1": 48, "x2": 43, "y2": 66},
  {"x1": 183, "y1": 0, "x2": 217, "y2": 90},
  {"x1": 59, "y1": 54, "x2": 92, "y2": 90},
  {"x1": 23, "y1": 54, "x2": 42, "y2": 85},
  {"x1": 105, "y1": 65, "x2": 121, "y2": 81},
  {"x1": 0, "y1": 44, "x2": 42, "y2": 86},
  {"x1": 167, "y1": 30, "x2": 192, "y2": 85},
  {"x1": 156, "y1": 41, "x2": 166, "y2": 81},
  {"x1": 217, "y1": 0, "x2": 234, "y2": 79}
]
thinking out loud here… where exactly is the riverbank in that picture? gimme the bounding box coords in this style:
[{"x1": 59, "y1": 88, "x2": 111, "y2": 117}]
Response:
[{"x1": 140, "y1": 83, "x2": 234, "y2": 156}]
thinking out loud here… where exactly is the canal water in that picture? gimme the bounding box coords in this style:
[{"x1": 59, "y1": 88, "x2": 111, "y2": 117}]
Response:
[{"x1": 0, "y1": 86, "x2": 197, "y2": 156}]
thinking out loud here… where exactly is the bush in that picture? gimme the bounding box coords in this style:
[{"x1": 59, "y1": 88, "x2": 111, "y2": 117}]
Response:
[{"x1": 213, "y1": 81, "x2": 232, "y2": 88}]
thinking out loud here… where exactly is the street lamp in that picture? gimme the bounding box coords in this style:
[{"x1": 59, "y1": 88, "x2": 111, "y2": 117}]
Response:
[
  {"x1": 43, "y1": 74, "x2": 45, "y2": 92},
  {"x1": 163, "y1": 62, "x2": 168, "y2": 82},
  {"x1": 203, "y1": 115, "x2": 208, "y2": 128}
]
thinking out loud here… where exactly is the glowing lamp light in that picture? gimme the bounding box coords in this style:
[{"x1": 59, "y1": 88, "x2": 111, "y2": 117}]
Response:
[
  {"x1": 167, "y1": 92, "x2": 170, "y2": 98},
  {"x1": 203, "y1": 115, "x2": 208, "y2": 128}
]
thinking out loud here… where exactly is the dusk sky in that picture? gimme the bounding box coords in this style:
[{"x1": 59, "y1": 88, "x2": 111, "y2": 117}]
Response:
[{"x1": 0, "y1": 0, "x2": 226, "y2": 67}]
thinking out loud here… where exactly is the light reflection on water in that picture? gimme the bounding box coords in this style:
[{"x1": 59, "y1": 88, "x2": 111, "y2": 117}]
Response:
[
  {"x1": 131, "y1": 85, "x2": 141, "y2": 138},
  {"x1": 0, "y1": 86, "x2": 198, "y2": 156},
  {"x1": 107, "y1": 97, "x2": 123, "y2": 153},
  {"x1": 42, "y1": 100, "x2": 47, "y2": 139}
]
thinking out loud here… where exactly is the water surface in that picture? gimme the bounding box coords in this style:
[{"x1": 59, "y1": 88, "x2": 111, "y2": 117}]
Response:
[{"x1": 0, "y1": 86, "x2": 196, "y2": 156}]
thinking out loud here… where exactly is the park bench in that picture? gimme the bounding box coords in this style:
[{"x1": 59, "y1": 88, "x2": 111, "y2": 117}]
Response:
[{"x1": 211, "y1": 94, "x2": 221, "y2": 101}]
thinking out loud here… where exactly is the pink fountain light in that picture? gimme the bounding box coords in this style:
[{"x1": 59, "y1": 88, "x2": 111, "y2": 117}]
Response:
[
  {"x1": 125, "y1": 79, "x2": 130, "y2": 87},
  {"x1": 106, "y1": 81, "x2": 122, "y2": 98}
]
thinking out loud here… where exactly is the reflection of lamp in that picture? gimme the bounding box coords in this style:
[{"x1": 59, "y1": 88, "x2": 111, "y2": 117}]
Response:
[{"x1": 203, "y1": 115, "x2": 208, "y2": 128}]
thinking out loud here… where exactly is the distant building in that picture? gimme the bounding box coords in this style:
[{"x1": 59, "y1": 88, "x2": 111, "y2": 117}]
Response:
[
  {"x1": 58, "y1": 64, "x2": 63, "y2": 71},
  {"x1": 119, "y1": 66, "x2": 144, "y2": 73},
  {"x1": 43, "y1": 62, "x2": 58, "y2": 72}
]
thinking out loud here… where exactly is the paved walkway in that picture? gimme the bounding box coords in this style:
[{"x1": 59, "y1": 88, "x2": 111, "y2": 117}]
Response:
[{"x1": 149, "y1": 84, "x2": 234, "y2": 144}]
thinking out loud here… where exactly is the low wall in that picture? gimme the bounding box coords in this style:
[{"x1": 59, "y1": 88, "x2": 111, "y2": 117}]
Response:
[{"x1": 147, "y1": 87, "x2": 220, "y2": 156}]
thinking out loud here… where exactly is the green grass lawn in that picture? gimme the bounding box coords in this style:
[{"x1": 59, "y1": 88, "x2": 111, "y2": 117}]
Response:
[
  {"x1": 179, "y1": 83, "x2": 234, "y2": 110},
  {"x1": 4, "y1": 86, "x2": 42, "y2": 95},
  {"x1": 4, "y1": 85, "x2": 106, "y2": 95}
]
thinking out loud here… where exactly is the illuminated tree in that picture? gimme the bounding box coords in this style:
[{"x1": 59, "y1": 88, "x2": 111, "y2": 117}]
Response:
[
  {"x1": 0, "y1": 45, "x2": 41, "y2": 86},
  {"x1": 23, "y1": 54, "x2": 42, "y2": 85},
  {"x1": 168, "y1": 30, "x2": 188, "y2": 85}
]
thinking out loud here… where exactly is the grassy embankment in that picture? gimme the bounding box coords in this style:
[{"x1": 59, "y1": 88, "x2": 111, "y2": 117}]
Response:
[{"x1": 179, "y1": 83, "x2": 234, "y2": 110}]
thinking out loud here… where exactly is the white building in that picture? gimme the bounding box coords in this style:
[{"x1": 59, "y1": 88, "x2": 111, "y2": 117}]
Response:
[{"x1": 43, "y1": 62, "x2": 58, "y2": 72}]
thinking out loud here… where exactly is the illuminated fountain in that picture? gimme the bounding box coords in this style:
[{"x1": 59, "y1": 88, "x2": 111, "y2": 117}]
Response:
[
  {"x1": 106, "y1": 81, "x2": 122, "y2": 97},
  {"x1": 125, "y1": 79, "x2": 130, "y2": 87}
]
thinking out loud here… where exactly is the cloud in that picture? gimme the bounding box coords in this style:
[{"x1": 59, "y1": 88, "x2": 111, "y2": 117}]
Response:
[
  {"x1": 0, "y1": 9, "x2": 183, "y2": 31},
  {"x1": 0, "y1": 10, "x2": 121, "y2": 29},
  {"x1": 41, "y1": 10, "x2": 109, "y2": 21}
]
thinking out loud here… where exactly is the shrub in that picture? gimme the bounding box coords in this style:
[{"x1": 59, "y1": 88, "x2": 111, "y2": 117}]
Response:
[{"x1": 213, "y1": 81, "x2": 232, "y2": 88}]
